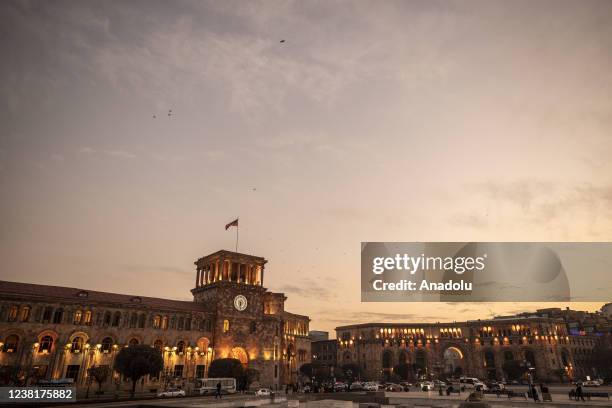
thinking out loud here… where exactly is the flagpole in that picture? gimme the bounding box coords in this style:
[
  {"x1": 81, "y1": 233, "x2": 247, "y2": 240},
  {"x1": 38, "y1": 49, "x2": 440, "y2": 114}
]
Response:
[{"x1": 235, "y1": 220, "x2": 239, "y2": 253}]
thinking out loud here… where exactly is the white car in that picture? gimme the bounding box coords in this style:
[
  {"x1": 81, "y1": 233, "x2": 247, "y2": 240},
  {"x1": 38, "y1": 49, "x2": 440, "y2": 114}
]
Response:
[
  {"x1": 256, "y1": 388, "x2": 271, "y2": 396},
  {"x1": 419, "y1": 381, "x2": 435, "y2": 391},
  {"x1": 157, "y1": 388, "x2": 185, "y2": 398},
  {"x1": 363, "y1": 382, "x2": 379, "y2": 391}
]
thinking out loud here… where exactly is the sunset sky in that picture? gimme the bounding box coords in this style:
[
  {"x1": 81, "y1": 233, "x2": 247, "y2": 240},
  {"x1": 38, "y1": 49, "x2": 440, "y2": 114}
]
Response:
[{"x1": 1, "y1": 0, "x2": 611, "y2": 336}]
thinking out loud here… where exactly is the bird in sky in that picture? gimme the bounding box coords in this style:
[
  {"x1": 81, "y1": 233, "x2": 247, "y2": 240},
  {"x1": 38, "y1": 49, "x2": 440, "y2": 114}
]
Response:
[
  {"x1": 152, "y1": 115, "x2": 156, "y2": 119},
  {"x1": 280, "y1": 39, "x2": 285, "y2": 43}
]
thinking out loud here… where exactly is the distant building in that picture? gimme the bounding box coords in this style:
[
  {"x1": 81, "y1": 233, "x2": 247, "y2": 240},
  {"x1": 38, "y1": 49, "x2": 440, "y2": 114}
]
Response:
[
  {"x1": 0, "y1": 250, "x2": 310, "y2": 394},
  {"x1": 311, "y1": 339, "x2": 338, "y2": 380},
  {"x1": 309, "y1": 331, "x2": 329, "y2": 342}
]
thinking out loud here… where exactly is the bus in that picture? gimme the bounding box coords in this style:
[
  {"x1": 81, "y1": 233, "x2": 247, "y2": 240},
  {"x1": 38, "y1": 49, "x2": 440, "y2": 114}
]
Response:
[{"x1": 195, "y1": 378, "x2": 237, "y2": 395}]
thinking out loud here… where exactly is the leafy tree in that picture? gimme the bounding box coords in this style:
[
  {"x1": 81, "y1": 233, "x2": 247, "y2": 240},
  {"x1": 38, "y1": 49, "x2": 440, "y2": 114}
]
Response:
[
  {"x1": 393, "y1": 363, "x2": 411, "y2": 380},
  {"x1": 87, "y1": 365, "x2": 110, "y2": 392},
  {"x1": 502, "y1": 360, "x2": 528, "y2": 381},
  {"x1": 299, "y1": 363, "x2": 313, "y2": 378},
  {"x1": 114, "y1": 345, "x2": 163, "y2": 397},
  {"x1": 341, "y1": 363, "x2": 361, "y2": 381},
  {"x1": 592, "y1": 342, "x2": 612, "y2": 379},
  {"x1": 244, "y1": 368, "x2": 260, "y2": 389},
  {"x1": 208, "y1": 358, "x2": 244, "y2": 379}
]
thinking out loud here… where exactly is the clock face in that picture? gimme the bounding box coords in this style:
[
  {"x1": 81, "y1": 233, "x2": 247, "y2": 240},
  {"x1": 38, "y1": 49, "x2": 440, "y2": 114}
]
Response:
[{"x1": 233, "y1": 295, "x2": 247, "y2": 311}]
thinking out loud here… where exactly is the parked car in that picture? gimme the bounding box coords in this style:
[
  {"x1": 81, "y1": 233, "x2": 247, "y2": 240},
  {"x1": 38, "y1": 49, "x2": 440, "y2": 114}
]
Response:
[
  {"x1": 363, "y1": 382, "x2": 379, "y2": 391},
  {"x1": 419, "y1": 381, "x2": 435, "y2": 391},
  {"x1": 385, "y1": 383, "x2": 403, "y2": 392},
  {"x1": 303, "y1": 385, "x2": 312, "y2": 393},
  {"x1": 256, "y1": 388, "x2": 271, "y2": 396},
  {"x1": 349, "y1": 382, "x2": 364, "y2": 391},
  {"x1": 157, "y1": 388, "x2": 185, "y2": 398},
  {"x1": 433, "y1": 380, "x2": 446, "y2": 388},
  {"x1": 334, "y1": 382, "x2": 348, "y2": 392},
  {"x1": 583, "y1": 380, "x2": 601, "y2": 387}
]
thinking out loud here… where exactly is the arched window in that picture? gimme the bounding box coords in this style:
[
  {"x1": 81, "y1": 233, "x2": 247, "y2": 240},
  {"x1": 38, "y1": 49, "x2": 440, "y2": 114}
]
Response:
[
  {"x1": 223, "y1": 319, "x2": 230, "y2": 333},
  {"x1": 112, "y1": 312, "x2": 121, "y2": 327},
  {"x1": 71, "y1": 337, "x2": 83, "y2": 353},
  {"x1": 138, "y1": 314, "x2": 146, "y2": 328},
  {"x1": 3, "y1": 335, "x2": 19, "y2": 352},
  {"x1": 101, "y1": 337, "x2": 113, "y2": 353},
  {"x1": 185, "y1": 318, "x2": 191, "y2": 331},
  {"x1": 83, "y1": 310, "x2": 92, "y2": 325},
  {"x1": 153, "y1": 340, "x2": 163, "y2": 352},
  {"x1": 128, "y1": 338, "x2": 139, "y2": 346},
  {"x1": 177, "y1": 341, "x2": 186, "y2": 354},
  {"x1": 20, "y1": 306, "x2": 31, "y2": 322},
  {"x1": 153, "y1": 315, "x2": 161, "y2": 329},
  {"x1": 177, "y1": 317, "x2": 184, "y2": 330},
  {"x1": 103, "y1": 311, "x2": 111, "y2": 326},
  {"x1": 52, "y1": 308, "x2": 64, "y2": 324},
  {"x1": 525, "y1": 350, "x2": 536, "y2": 368},
  {"x1": 130, "y1": 313, "x2": 138, "y2": 328},
  {"x1": 382, "y1": 350, "x2": 393, "y2": 369},
  {"x1": 73, "y1": 310, "x2": 82, "y2": 324},
  {"x1": 7, "y1": 306, "x2": 18, "y2": 322},
  {"x1": 415, "y1": 349, "x2": 426, "y2": 371},
  {"x1": 39, "y1": 335, "x2": 53, "y2": 353}
]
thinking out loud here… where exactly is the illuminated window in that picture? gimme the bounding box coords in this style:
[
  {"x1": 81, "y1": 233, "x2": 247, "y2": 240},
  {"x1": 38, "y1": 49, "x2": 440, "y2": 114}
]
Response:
[
  {"x1": 153, "y1": 315, "x2": 161, "y2": 329},
  {"x1": 71, "y1": 337, "x2": 83, "y2": 353},
  {"x1": 83, "y1": 311, "x2": 92, "y2": 325},
  {"x1": 20, "y1": 306, "x2": 30, "y2": 322},
  {"x1": 161, "y1": 316, "x2": 168, "y2": 330},
  {"x1": 73, "y1": 310, "x2": 82, "y2": 324},
  {"x1": 3, "y1": 335, "x2": 19, "y2": 352},
  {"x1": 39, "y1": 336, "x2": 53, "y2": 353},
  {"x1": 8, "y1": 306, "x2": 18, "y2": 322},
  {"x1": 223, "y1": 319, "x2": 230, "y2": 333},
  {"x1": 177, "y1": 341, "x2": 185, "y2": 354},
  {"x1": 101, "y1": 337, "x2": 113, "y2": 353}
]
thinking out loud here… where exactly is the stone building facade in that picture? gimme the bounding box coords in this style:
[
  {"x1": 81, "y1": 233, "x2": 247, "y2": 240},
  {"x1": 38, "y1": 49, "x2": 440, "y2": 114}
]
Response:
[
  {"x1": 336, "y1": 317, "x2": 579, "y2": 382},
  {"x1": 0, "y1": 250, "x2": 310, "y2": 394}
]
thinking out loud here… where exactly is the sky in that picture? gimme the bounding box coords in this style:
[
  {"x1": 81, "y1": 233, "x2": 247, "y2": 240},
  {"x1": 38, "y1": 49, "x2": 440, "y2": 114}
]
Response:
[{"x1": 1, "y1": 0, "x2": 611, "y2": 336}]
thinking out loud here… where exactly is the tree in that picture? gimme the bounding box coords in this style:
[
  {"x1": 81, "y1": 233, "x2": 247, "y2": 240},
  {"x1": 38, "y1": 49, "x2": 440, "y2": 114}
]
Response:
[
  {"x1": 299, "y1": 363, "x2": 313, "y2": 378},
  {"x1": 114, "y1": 345, "x2": 163, "y2": 397},
  {"x1": 502, "y1": 360, "x2": 528, "y2": 381},
  {"x1": 341, "y1": 363, "x2": 361, "y2": 381},
  {"x1": 592, "y1": 342, "x2": 612, "y2": 379},
  {"x1": 87, "y1": 365, "x2": 110, "y2": 393},
  {"x1": 244, "y1": 368, "x2": 260, "y2": 390},
  {"x1": 208, "y1": 358, "x2": 244, "y2": 379}
]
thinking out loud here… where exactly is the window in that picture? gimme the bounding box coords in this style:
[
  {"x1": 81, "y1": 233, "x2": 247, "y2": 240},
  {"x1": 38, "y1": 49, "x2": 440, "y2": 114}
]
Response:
[
  {"x1": 7, "y1": 306, "x2": 18, "y2": 322},
  {"x1": 20, "y1": 306, "x2": 30, "y2": 322},
  {"x1": 83, "y1": 311, "x2": 92, "y2": 325},
  {"x1": 103, "y1": 312, "x2": 111, "y2": 326},
  {"x1": 173, "y1": 365, "x2": 184, "y2": 378},
  {"x1": 39, "y1": 335, "x2": 53, "y2": 353},
  {"x1": 138, "y1": 314, "x2": 146, "y2": 328},
  {"x1": 185, "y1": 318, "x2": 191, "y2": 331},
  {"x1": 196, "y1": 365, "x2": 206, "y2": 379},
  {"x1": 161, "y1": 316, "x2": 168, "y2": 330},
  {"x1": 128, "y1": 338, "x2": 139, "y2": 346},
  {"x1": 178, "y1": 317, "x2": 184, "y2": 330},
  {"x1": 65, "y1": 365, "x2": 80, "y2": 380},
  {"x1": 274, "y1": 364, "x2": 278, "y2": 378},
  {"x1": 177, "y1": 341, "x2": 185, "y2": 354},
  {"x1": 101, "y1": 337, "x2": 113, "y2": 353},
  {"x1": 71, "y1": 337, "x2": 83, "y2": 353},
  {"x1": 52, "y1": 309, "x2": 63, "y2": 324},
  {"x1": 73, "y1": 310, "x2": 82, "y2": 324},
  {"x1": 42, "y1": 307, "x2": 53, "y2": 323},
  {"x1": 130, "y1": 313, "x2": 137, "y2": 328},
  {"x1": 153, "y1": 340, "x2": 163, "y2": 352},
  {"x1": 112, "y1": 312, "x2": 121, "y2": 327},
  {"x1": 223, "y1": 319, "x2": 230, "y2": 333},
  {"x1": 3, "y1": 335, "x2": 19, "y2": 352},
  {"x1": 153, "y1": 315, "x2": 161, "y2": 329}
]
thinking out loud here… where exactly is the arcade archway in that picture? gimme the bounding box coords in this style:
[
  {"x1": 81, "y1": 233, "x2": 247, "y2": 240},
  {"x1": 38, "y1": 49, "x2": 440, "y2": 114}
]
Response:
[{"x1": 443, "y1": 346, "x2": 464, "y2": 377}]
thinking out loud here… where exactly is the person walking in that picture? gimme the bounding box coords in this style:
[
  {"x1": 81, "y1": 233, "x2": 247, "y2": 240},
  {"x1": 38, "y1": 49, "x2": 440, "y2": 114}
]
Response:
[
  {"x1": 215, "y1": 381, "x2": 222, "y2": 399},
  {"x1": 575, "y1": 384, "x2": 585, "y2": 402},
  {"x1": 530, "y1": 384, "x2": 539, "y2": 402}
]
